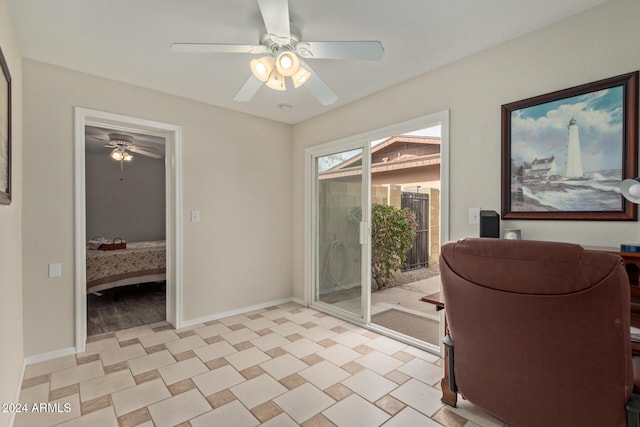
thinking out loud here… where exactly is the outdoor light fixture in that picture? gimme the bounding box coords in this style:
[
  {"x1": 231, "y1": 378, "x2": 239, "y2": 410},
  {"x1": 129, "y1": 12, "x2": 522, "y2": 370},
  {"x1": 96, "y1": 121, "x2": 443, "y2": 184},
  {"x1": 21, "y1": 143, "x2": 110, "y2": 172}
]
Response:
[{"x1": 250, "y1": 50, "x2": 310, "y2": 92}]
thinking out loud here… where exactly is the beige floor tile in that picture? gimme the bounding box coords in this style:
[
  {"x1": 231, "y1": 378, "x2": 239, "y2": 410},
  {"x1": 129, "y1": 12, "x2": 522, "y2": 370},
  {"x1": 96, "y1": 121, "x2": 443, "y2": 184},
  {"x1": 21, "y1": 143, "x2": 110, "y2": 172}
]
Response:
[
  {"x1": 111, "y1": 378, "x2": 171, "y2": 417},
  {"x1": 282, "y1": 338, "x2": 324, "y2": 359},
  {"x1": 192, "y1": 365, "x2": 245, "y2": 396},
  {"x1": 273, "y1": 383, "x2": 335, "y2": 424},
  {"x1": 224, "y1": 347, "x2": 271, "y2": 371},
  {"x1": 158, "y1": 357, "x2": 208, "y2": 385},
  {"x1": 127, "y1": 350, "x2": 176, "y2": 376},
  {"x1": 250, "y1": 333, "x2": 291, "y2": 351},
  {"x1": 331, "y1": 331, "x2": 371, "y2": 348},
  {"x1": 381, "y1": 406, "x2": 441, "y2": 427},
  {"x1": 365, "y1": 336, "x2": 408, "y2": 355},
  {"x1": 230, "y1": 374, "x2": 287, "y2": 409},
  {"x1": 397, "y1": 357, "x2": 443, "y2": 386},
  {"x1": 259, "y1": 353, "x2": 308, "y2": 380},
  {"x1": 250, "y1": 400, "x2": 283, "y2": 423},
  {"x1": 79, "y1": 368, "x2": 135, "y2": 402},
  {"x1": 164, "y1": 335, "x2": 207, "y2": 354},
  {"x1": 193, "y1": 322, "x2": 232, "y2": 339},
  {"x1": 390, "y1": 378, "x2": 443, "y2": 417},
  {"x1": 341, "y1": 369, "x2": 398, "y2": 402},
  {"x1": 299, "y1": 361, "x2": 350, "y2": 390},
  {"x1": 355, "y1": 351, "x2": 403, "y2": 375},
  {"x1": 137, "y1": 329, "x2": 180, "y2": 348},
  {"x1": 79, "y1": 338, "x2": 121, "y2": 357},
  {"x1": 18, "y1": 382, "x2": 50, "y2": 405},
  {"x1": 148, "y1": 388, "x2": 210, "y2": 427},
  {"x1": 190, "y1": 400, "x2": 259, "y2": 427},
  {"x1": 299, "y1": 326, "x2": 337, "y2": 342},
  {"x1": 317, "y1": 344, "x2": 362, "y2": 367},
  {"x1": 219, "y1": 314, "x2": 251, "y2": 326},
  {"x1": 222, "y1": 328, "x2": 260, "y2": 345},
  {"x1": 50, "y1": 360, "x2": 104, "y2": 390},
  {"x1": 244, "y1": 317, "x2": 278, "y2": 331},
  {"x1": 100, "y1": 344, "x2": 146, "y2": 366},
  {"x1": 323, "y1": 393, "x2": 390, "y2": 427},
  {"x1": 24, "y1": 355, "x2": 77, "y2": 379},
  {"x1": 270, "y1": 321, "x2": 307, "y2": 337},
  {"x1": 115, "y1": 325, "x2": 154, "y2": 342},
  {"x1": 261, "y1": 412, "x2": 299, "y2": 426},
  {"x1": 14, "y1": 393, "x2": 81, "y2": 427},
  {"x1": 193, "y1": 340, "x2": 237, "y2": 362},
  {"x1": 402, "y1": 345, "x2": 441, "y2": 363},
  {"x1": 56, "y1": 406, "x2": 118, "y2": 427}
]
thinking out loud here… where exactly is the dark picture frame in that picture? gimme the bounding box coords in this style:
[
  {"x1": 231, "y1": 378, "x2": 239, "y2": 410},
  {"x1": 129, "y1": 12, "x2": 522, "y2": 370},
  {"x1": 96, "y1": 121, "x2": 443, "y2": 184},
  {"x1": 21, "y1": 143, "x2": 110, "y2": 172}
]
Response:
[
  {"x1": 501, "y1": 72, "x2": 638, "y2": 220},
  {"x1": 0, "y1": 44, "x2": 11, "y2": 205}
]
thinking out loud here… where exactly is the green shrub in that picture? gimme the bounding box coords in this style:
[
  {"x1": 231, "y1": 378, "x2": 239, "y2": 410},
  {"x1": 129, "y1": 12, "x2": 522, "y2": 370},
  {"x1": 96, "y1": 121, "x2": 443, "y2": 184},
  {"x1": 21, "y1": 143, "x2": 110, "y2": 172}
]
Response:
[{"x1": 371, "y1": 203, "x2": 417, "y2": 289}]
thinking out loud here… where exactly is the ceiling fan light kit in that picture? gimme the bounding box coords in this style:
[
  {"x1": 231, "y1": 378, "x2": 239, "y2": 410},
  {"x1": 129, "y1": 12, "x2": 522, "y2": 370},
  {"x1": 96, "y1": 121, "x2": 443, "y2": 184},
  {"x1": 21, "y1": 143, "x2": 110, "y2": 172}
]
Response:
[{"x1": 170, "y1": 0, "x2": 384, "y2": 106}]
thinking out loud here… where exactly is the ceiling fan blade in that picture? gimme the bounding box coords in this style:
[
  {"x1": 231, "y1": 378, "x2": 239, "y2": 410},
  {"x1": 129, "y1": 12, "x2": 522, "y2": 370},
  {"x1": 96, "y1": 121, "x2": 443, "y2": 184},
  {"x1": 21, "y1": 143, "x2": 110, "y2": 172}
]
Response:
[
  {"x1": 234, "y1": 74, "x2": 264, "y2": 102},
  {"x1": 298, "y1": 41, "x2": 384, "y2": 61},
  {"x1": 170, "y1": 43, "x2": 268, "y2": 54},
  {"x1": 257, "y1": 0, "x2": 290, "y2": 38},
  {"x1": 128, "y1": 146, "x2": 163, "y2": 159},
  {"x1": 301, "y1": 61, "x2": 338, "y2": 106}
]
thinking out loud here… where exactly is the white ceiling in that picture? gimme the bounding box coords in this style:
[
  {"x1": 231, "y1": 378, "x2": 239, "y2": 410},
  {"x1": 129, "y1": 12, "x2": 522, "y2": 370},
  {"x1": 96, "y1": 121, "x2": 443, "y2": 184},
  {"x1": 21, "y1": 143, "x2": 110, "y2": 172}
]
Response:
[{"x1": 8, "y1": 0, "x2": 609, "y2": 124}]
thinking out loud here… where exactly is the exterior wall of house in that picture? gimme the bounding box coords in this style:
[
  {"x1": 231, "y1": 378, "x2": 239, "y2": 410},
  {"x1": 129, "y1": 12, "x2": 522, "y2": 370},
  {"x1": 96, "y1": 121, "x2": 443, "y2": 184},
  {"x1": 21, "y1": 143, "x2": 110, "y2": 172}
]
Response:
[
  {"x1": 21, "y1": 60, "x2": 292, "y2": 357},
  {"x1": 292, "y1": 0, "x2": 640, "y2": 300},
  {"x1": 0, "y1": 0, "x2": 23, "y2": 424}
]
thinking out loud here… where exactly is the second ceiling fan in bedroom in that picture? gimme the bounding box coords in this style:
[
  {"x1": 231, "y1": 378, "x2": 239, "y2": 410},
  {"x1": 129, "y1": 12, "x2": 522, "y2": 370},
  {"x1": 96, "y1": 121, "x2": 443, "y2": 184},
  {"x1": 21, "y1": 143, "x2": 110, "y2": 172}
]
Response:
[{"x1": 170, "y1": 0, "x2": 384, "y2": 105}]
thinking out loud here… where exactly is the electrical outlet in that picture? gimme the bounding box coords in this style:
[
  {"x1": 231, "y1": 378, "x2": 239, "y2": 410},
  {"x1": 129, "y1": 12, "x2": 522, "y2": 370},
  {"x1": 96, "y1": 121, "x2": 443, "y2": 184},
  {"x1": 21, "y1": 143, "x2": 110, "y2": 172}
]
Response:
[
  {"x1": 191, "y1": 210, "x2": 200, "y2": 223},
  {"x1": 469, "y1": 207, "x2": 480, "y2": 224},
  {"x1": 48, "y1": 263, "x2": 62, "y2": 278}
]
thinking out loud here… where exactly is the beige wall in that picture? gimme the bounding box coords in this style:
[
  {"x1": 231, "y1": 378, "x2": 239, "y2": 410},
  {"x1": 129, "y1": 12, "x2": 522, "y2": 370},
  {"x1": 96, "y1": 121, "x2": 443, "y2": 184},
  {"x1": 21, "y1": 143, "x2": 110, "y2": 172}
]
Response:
[
  {"x1": 0, "y1": 0, "x2": 23, "y2": 424},
  {"x1": 292, "y1": 0, "x2": 640, "y2": 299},
  {"x1": 22, "y1": 60, "x2": 292, "y2": 357}
]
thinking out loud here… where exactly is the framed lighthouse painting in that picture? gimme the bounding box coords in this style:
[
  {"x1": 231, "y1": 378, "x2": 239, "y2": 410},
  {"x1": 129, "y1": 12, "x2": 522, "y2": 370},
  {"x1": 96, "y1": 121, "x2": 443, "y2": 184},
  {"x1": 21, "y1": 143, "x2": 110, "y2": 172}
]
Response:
[{"x1": 501, "y1": 71, "x2": 638, "y2": 220}]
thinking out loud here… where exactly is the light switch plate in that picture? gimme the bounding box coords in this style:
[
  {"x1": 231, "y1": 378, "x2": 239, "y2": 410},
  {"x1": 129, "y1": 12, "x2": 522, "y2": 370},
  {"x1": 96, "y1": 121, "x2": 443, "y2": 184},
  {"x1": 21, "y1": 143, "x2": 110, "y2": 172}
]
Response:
[
  {"x1": 469, "y1": 207, "x2": 480, "y2": 224},
  {"x1": 48, "y1": 263, "x2": 62, "y2": 278},
  {"x1": 191, "y1": 210, "x2": 200, "y2": 223}
]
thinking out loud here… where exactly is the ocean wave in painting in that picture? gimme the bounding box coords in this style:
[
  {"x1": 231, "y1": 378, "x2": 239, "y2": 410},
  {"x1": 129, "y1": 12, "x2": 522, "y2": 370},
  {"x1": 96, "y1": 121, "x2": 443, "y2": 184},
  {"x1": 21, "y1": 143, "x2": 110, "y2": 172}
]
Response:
[{"x1": 513, "y1": 169, "x2": 623, "y2": 211}]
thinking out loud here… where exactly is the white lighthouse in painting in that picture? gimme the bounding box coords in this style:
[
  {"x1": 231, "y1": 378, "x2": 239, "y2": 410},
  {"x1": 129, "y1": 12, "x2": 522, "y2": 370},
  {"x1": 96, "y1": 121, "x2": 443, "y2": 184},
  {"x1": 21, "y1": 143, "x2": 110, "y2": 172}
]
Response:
[{"x1": 565, "y1": 118, "x2": 584, "y2": 178}]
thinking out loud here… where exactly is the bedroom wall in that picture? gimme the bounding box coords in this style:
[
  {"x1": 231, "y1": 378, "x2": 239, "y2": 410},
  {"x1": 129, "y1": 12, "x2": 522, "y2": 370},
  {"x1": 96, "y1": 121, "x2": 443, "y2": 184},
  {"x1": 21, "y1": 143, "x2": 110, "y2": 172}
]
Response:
[
  {"x1": 85, "y1": 149, "x2": 166, "y2": 242},
  {"x1": 22, "y1": 59, "x2": 292, "y2": 357},
  {"x1": 0, "y1": 0, "x2": 23, "y2": 424},
  {"x1": 291, "y1": 0, "x2": 640, "y2": 299}
]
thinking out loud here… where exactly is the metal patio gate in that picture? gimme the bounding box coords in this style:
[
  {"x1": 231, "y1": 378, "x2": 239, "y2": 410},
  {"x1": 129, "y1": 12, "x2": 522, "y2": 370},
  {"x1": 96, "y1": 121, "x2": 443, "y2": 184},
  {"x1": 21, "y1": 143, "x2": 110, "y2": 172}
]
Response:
[{"x1": 401, "y1": 192, "x2": 429, "y2": 271}]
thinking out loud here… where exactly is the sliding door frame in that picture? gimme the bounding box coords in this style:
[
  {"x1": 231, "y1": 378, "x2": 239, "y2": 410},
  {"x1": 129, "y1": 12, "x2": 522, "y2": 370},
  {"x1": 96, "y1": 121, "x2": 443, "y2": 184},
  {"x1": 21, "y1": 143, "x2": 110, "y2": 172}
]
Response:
[{"x1": 304, "y1": 110, "x2": 450, "y2": 354}]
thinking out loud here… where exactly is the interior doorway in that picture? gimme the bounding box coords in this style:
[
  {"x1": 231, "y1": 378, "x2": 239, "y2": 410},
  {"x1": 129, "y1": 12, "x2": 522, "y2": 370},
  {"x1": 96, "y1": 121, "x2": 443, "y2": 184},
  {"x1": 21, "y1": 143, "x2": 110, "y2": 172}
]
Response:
[
  {"x1": 74, "y1": 108, "x2": 183, "y2": 352},
  {"x1": 306, "y1": 110, "x2": 449, "y2": 355},
  {"x1": 84, "y1": 126, "x2": 167, "y2": 336}
]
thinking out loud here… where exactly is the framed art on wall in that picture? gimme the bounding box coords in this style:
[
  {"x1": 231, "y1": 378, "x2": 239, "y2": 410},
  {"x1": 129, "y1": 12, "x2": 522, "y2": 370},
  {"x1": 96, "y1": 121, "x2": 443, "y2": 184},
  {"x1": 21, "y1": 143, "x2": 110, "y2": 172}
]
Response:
[
  {"x1": 0, "y1": 44, "x2": 11, "y2": 205},
  {"x1": 501, "y1": 72, "x2": 638, "y2": 220}
]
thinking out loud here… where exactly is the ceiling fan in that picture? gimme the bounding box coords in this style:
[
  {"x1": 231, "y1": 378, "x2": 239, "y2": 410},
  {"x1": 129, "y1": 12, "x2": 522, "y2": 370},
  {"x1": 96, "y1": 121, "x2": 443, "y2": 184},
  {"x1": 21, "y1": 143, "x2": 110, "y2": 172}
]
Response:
[
  {"x1": 169, "y1": 0, "x2": 384, "y2": 105},
  {"x1": 97, "y1": 133, "x2": 163, "y2": 162}
]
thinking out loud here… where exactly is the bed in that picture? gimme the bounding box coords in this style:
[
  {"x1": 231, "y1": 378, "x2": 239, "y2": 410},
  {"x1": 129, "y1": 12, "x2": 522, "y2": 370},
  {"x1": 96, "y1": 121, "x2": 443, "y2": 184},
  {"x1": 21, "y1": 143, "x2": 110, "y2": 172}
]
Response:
[{"x1": 86, "y1": 240, "x2": 166, "y2": 294}]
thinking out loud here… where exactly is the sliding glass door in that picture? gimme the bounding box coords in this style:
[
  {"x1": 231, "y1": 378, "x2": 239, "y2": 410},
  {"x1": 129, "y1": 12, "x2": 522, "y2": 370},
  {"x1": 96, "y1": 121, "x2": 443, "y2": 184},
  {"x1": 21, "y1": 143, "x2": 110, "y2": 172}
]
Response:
[{"x1": 311, "y1": 144, "x2": 370, "y2": 323}]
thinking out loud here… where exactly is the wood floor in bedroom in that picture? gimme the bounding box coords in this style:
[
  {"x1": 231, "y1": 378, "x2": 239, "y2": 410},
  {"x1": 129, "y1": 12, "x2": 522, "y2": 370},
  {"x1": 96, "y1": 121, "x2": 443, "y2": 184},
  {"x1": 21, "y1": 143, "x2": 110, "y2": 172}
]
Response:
[{"x1": 87, "y1": 282, "x2": 166, "y2": 336}]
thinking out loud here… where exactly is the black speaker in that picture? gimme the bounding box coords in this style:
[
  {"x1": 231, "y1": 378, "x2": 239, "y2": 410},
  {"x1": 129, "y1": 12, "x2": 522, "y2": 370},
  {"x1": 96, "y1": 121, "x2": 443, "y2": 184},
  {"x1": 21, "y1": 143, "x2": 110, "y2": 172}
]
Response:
[{"x1": 479, "y1": 210, "x2": 500, "y2": 238}]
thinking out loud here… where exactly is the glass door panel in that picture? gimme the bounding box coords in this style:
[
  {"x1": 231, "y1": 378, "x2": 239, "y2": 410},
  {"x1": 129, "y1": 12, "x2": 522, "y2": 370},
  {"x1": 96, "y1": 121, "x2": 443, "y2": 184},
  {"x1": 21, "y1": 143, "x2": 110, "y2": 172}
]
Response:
[{"x1": 315, "y1": 148, "x2": 365, "y2": 318}]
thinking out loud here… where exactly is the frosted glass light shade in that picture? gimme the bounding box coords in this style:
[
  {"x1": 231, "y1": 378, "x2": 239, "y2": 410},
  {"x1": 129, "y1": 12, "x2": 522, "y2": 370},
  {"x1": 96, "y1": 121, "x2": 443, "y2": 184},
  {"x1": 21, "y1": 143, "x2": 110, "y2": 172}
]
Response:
[
  {"x1": 250, "y1": 56, "x2": 275, "y2": 82},
  {"x1": 266, "y1": 71, "x2": 286, "y2": 91},
  {"x1": 276, "y1": 51, "x2": 300, "y2": 77},
  {"x1": 291, "y1": 66, "x2": 311, "y2": 88}
]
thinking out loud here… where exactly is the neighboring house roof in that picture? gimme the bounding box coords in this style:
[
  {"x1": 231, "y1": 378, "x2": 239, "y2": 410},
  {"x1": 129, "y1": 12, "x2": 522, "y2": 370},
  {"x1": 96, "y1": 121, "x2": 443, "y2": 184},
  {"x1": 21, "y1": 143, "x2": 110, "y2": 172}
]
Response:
[{"x1": 320, "y1": 136, "x2": 441, "y2": 180}]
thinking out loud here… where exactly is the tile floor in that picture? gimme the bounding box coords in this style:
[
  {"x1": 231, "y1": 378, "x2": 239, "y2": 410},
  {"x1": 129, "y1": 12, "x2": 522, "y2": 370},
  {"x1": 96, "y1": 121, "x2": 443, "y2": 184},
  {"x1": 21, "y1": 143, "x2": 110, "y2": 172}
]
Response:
[{"x1": 14, "y1": 303, "x2": 506, "y2": 427}]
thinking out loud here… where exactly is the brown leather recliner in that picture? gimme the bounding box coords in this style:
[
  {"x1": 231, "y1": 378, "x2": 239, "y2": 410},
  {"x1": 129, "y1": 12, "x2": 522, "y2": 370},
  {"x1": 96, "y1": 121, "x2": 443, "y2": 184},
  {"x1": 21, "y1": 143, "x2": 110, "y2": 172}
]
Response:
[{"x1": 439, "y1": 238, "x2": 640, "y2": 427}]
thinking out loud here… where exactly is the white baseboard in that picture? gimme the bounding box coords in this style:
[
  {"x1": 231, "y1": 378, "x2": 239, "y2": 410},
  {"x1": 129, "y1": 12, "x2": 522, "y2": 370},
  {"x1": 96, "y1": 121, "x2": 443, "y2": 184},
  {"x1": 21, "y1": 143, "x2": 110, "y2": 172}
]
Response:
[
  {"x1": 24, "y1": 347, "x2": 77, "y2": 366},
  {"x1": 291, "y1": 296, "x2": 307, "y2": 306},
  {"x1": 180, "y1": 297, "x2": 297, "y2": 328}
]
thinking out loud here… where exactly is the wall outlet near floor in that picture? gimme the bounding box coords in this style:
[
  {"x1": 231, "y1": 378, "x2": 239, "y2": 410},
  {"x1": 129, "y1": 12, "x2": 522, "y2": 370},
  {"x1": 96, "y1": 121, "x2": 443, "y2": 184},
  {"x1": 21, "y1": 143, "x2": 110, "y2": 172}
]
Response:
[
  {"x1": 469, "y1": 207, "x2": 480, "y2": 224},
  {"x1": 191, "y1": 210, "x2": 200, "y2": 223}
]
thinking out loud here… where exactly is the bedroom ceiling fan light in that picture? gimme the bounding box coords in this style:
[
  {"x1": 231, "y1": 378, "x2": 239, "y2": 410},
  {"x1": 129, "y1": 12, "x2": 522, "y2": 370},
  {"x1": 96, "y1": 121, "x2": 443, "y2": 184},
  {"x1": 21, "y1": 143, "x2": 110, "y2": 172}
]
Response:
[
  {"x1": 250, "y1": 56, "x2": 274, "y2": 82},
  {"x1": 266, "y1": 70, "x2": 286, "y2": 91},
  {"x1": 111, "y1": 148, "x2": 125, "y2": 161},
  {"x1": 291, "y1": 65, "x2": 311, "y2": 88},
  {"x1": 275, "y1": 50, "x2": 299, "y2": 77}
]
